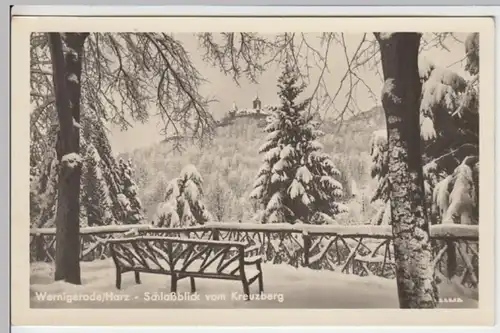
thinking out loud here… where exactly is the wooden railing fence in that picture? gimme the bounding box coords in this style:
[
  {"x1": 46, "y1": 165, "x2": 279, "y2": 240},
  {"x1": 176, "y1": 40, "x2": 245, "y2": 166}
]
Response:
[{"x1": 30, "y1": 223, "x2": 479, "y2": 289}]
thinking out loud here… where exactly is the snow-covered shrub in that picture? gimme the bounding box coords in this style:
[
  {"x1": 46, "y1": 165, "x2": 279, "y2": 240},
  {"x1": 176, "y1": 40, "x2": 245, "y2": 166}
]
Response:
[
  {"x1": 464, "y1": 33, "x2": 479, "y2": 75},
  {"x1": 153, "y1": 164, "x2": 213, "y2": 227},
  {"x1": 432, "y1": 156, "x2": 479, "y2": 225}
]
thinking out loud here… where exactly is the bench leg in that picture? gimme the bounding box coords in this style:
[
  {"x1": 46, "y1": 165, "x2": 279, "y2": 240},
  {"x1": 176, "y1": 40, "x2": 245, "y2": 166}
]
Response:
[
  {"x1": 135, "y1": 271, "x2": 141, "y2": 284},
  {"x1": 170, "y1": 274, "x2": 178, "y2": 293},
  {"x1": 190, "y1": 277, "x2": 196, "y2": 293},
  {"x1": 115, "y1": 267, "x2": 122, "y2": 290},
  {"x1": 256, "y1": 262, "x2": 264, "y2": 293},
  {"x1": 242, "y1": 279, "x2": 250, "y2": 300}
]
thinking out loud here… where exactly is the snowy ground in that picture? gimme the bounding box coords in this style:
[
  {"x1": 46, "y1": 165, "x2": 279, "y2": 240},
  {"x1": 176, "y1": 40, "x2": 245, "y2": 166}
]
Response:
[{"x1": 30, "y1": 259, "x2": 477, "y2": 309}]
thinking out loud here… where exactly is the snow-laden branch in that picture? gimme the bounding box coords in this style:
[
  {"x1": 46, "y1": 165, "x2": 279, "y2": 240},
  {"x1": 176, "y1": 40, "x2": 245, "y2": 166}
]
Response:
[{"x1": 423, "y1": 143, "x2": 478, "y2": 175}]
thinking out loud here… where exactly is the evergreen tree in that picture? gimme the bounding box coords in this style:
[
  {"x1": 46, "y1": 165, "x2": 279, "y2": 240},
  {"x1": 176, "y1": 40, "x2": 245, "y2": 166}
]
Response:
[
  {"x1": 250, "y1": 64, "x2": 347, "y2": 224},
  {"x1": 154, "y1": 164, "x2": 212, "y2": 227},
  {"x1": 82, "y1": 142, "x2": 114, "y2": 226},
  {"x1": 116, "y1": 158, "x2": 145, "y2": 224},
  {"x1": 427, "y1": 36, "x2": 480, "y2": 225},
  {"x1": 369, "y1": 37, "x2": 479, "y2": 226},
  {"x1": 81, "y1": 110, "x2": 124, "y2": 221},
  {"x1": 368, "y1": 129, "x2": 391, "y2": 225},
  {"x1": 30, "y1": 110, "x2": 145, "y2": 227},
  {"x1": 30, "y1": 147, "x2": 59, "y2": 227}
]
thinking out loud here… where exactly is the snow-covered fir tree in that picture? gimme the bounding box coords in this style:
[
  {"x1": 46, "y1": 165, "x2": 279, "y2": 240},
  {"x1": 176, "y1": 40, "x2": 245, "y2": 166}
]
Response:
[
  {"x1": 369, "y1": 36, "x2": 479, "y2": 225},
  {"x1": 368, "y1": 129, "x2": 391, "y2": 225},
  {"x1": 116, "y1": 158, "x2": 144, "y2": 224},
  {"x1": 30, "y1": 109, "x2": 145, "y2": 227},
  {"x1": 250, "y1": 64, "x2": 347, "y2": 224},
  {"x1": 82, "y1": 111, "x2": 124, "y2": 221},
  {"x1": 153, "y1": 164, "x2": 213, "y2": 227},
  {"x1": 30, "y1": 146, "x2": 59, "y2": 227},
  {"x1": 82, "y1": 142, "x2": 114, "y2": 226}
]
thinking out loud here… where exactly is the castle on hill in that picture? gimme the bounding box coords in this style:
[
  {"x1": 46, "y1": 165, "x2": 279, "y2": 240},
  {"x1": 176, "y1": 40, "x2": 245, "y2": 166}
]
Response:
[
  {"x1": 228, "y1": 95, "x2": 277, "y2": 118},
  {"x1": 215, "y1": 94, "x2": 280, "y2": 128}
]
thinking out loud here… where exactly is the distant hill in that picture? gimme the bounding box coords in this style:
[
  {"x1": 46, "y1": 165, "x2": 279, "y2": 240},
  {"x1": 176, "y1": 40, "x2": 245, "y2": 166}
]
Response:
[
  {"x1": 342, "y1": 105, "x2": 385, "y2": 127},
  {"x1": 320, "y1": 106, "x2": 386, "y2": 155},
  {"x1": 121, "y1": 105, "x2": 386, "y2": 225}
]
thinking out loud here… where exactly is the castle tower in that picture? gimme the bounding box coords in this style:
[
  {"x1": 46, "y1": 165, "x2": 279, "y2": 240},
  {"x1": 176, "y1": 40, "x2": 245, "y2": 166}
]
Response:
[
  {"x1": 229, "y1": 101, "x2": 237, "y2": 117},
  {"x1": 252, "y1": 94, "x2": 262, "y2": 112}
]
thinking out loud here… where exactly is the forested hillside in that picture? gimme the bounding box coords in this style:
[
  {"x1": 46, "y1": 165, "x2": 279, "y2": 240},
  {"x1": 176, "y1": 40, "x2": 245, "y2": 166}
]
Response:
[{"x1": 120, "y1": 106, "x2": 386, "y2": 225}]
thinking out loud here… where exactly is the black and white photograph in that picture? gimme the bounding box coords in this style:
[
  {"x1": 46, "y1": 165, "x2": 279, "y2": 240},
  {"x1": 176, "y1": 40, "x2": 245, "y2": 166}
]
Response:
[{"x1": 11, "y1": 15, "x2": 494, "y2": 326}]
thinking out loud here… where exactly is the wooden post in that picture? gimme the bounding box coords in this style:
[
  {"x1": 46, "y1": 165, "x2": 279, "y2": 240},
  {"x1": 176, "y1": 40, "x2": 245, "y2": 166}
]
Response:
[
  {"x1": 238, "y1": 246, "x2": 250, "y2": 299},
  {"x1": 212, "y1": 228, "x2": 220, "y2": 241},
  {"x1": 80, "y1": 236, "x2": 85, "y2": 261},
  {"x1": 190, "y1": 277, "x2": 196, "y2": 293},
  {"x1": 303, "y1": 232, "x2": 311, "y2": 267},
  {"x1": 115, "y1": 266, "x2": 122, "y2": 289},
  {"x1": 34, "y1": 235, "x2": 45, "y2": 262},
  {"x1": 446, "y1": 239, "x2": 457, "y2": 279},
  {"x1": 170, "y1": 274, "x2": 178, "y2": 293}
]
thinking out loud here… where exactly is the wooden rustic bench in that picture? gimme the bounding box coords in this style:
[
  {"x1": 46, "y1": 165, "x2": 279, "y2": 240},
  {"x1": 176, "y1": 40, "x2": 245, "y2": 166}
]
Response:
[{"x1": 108, "y1": 236, "x2": 264, "y2": 298}]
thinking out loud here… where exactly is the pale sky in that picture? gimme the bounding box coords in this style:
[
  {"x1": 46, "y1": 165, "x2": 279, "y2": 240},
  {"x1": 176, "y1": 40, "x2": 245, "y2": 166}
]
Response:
[{"x1": 108, "y1": 33, "x2": 470, "y2": 154}]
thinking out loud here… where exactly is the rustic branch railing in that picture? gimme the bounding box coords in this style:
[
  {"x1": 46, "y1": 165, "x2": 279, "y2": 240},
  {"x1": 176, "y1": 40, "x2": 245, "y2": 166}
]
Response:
[
  {"x1": 30, "y1": 223, "x2": 479, "y2": 289},
  {"x1": 30, "y1": 224, "x2": 154, "y2": 263}
]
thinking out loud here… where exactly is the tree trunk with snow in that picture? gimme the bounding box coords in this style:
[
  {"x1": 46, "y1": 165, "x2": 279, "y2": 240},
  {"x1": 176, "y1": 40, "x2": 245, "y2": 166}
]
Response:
[
  {"x1": 374, "y1": 33, "x2": 438, "y2": 308},
  {"x1": 49, "y1": 33, "x2": 89, "y2": 284}
]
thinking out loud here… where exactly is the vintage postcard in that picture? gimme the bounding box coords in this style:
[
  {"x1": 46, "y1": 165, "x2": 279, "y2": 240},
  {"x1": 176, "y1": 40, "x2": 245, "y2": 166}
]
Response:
[{"x1": 11, "y1": 14, "x2": 495, "y2": 326}]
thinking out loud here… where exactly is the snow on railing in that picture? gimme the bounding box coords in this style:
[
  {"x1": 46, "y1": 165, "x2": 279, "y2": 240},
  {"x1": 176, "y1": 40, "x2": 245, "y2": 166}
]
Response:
[
  {"x1": 29, "y1": 222, "x2": 478, "y2": 289},
  {"x1": 197, "y1": 222, "x2": 395, "y2": 236},
  {"x1": 429, "y1": 224, "x2": 479, "y2": 239},
  {"x1": 30, "y1": 223, "x2": 152, "y2": 235},
  {"x1": 29, "y1": 222, "x2": 478, "y2": 238}
]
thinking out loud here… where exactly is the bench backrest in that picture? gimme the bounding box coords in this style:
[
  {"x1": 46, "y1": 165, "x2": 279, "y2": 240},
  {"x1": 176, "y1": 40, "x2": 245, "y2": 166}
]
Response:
[{"x1": 108, "y1": 236, "x2": 248, "y2": 277}]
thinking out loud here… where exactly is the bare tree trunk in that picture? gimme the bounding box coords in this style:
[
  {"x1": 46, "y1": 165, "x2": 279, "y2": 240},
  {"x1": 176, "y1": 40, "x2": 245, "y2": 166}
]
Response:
[
  {"x1": 49, "y1": 32, "x2": 89, "y2": 284},
  {"x1": 374, "y1": 32, "x2": 438, "y2": 308}
]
